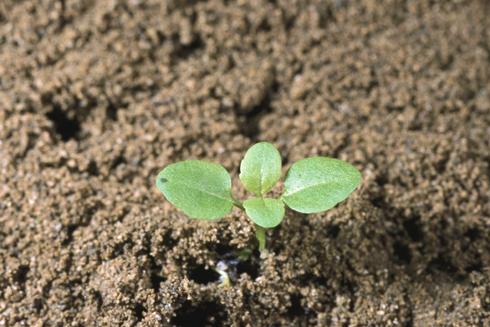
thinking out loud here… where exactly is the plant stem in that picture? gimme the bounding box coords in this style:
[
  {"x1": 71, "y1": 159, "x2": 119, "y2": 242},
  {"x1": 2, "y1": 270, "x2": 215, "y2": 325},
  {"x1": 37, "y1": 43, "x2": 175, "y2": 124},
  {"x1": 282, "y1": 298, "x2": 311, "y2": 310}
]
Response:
[
  {"x1": 215, "y1": 262, "x2": 231, "y2": 288},
  {"x1": 255, "y1": 225, "x2": 266, "y2": 252},
  {"x1": 233, "y1": 199, "x2": 244, "y2": 210}
]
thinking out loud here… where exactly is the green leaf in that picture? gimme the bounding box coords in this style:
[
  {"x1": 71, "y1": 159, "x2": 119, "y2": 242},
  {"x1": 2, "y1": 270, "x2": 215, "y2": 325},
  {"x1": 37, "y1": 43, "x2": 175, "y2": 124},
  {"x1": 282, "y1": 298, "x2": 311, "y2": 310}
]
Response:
[
  {"x1": 282, "y1": 157, "x2": 361, "y2": 214},
  {"x1": 239, "y1": 142, "x2": 282, "y2": 195},
  {"x1": 243, "y1": 197, "x2": 285, "y2": 228},
  {"x1": 156, "y1": 160, "x2": 234, "y2": 220}
]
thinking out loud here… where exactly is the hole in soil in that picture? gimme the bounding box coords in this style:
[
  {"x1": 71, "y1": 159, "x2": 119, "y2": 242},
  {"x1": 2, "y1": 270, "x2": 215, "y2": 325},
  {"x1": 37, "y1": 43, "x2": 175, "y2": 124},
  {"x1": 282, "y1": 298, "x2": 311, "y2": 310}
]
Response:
[
  {"x1": 106, "y1": 101, "x2": 118, "y2": 121},
  {"x1": 86, "y1": 160, "x2": 99, "y2": 176},
  {"x1": 172, "y1": 300, "x2": 227, "y2": 327},
  {"x1": 465, "y1": 261, "x2": 483, "y2": 273},
  {"x1": 173, "y1": 36, "x2": 204, "y2": 60},
  {"x1": 327, "y1": 225, "x2": 340, "y2": 238},
  {"x1": 110, "y1": 155, "x2": 127, "y2": 170},
  {"x1": 393, "y1": 241, "x2": 411, "y2": 265},
  {"x1": 149, "y1": 256, "x2": 166, "y2": 292},
  {"x1": 370, "y1": 194, "x2": 385, "y2": 208},
  {"x1": 375, "y1": 174, "x2": 388, "y2": 186},
  {"x1": 109, "y1": 239, "x2": 133, "y2": 259},
  {"x1": 60, "y1": 224, "x2": 78, "y2": 246},
  {"x1": 403, "y1": 216, "x2": 423, "y2": 242},
  {"x1": 238, "y1": 111, "x2": 265, "y2": 140},
  {"x1": 134, "y1": 303, "x2": 146, "y2": 322},
  {"x1": 288, "y1": 293, "x2": 305, "y2": 317},
  {"x1": 299, "y1": 273, "x2": 327, "y2": 286},
  {"x1": 237, "y1": 81, "x2": 278, "y2": 140},
  {"x1": 91, "y1": 290, "x2": 103, "y2": 310},
  {"x1": 161, "y1": 230, "x2": 177, "y2": 248},
  {"x1": 46, "y1": 106, "x2": 81, "y2": 141},
  {"x1": 32, "y1": 297, "x2": 44, "y2": 313},
  {"x1": 151, "y1": 273, "x2": 166, "y2": 292},
  {"x1": 340, "y1": 276, "x2": 357, "y2": 295},
  {"x1": 465, "y1": 228, "x2": 480, "y2": 241},
  {"x1": 188, "y1": 265, "x2": 221, "y2": 284},
  {"x1": 435, "y1": 157, "x2": 449, "y2": 174},
  {"x1": 214, "y1": 243, "x2": 234, "y2": 257},
  {"x1": 236, "y1": 254, "x2": 260, "y2": 280},
  {"x1": 257, "y1": 19, "x2": 272, "y2": 32},
  {"x1": 13, "y1": 265, "x2": 29, "y2": 284},
  {"x1": 429, "y1": 256, "x2": 457, "y2": 274}
]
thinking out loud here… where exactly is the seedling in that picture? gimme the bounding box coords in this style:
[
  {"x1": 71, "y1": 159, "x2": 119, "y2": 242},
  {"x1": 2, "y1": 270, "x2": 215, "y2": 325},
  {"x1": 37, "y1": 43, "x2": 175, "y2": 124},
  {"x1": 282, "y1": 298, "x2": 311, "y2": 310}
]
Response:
[{"x1": 156, "y1": 142, "x2": 361, "y2": 252}]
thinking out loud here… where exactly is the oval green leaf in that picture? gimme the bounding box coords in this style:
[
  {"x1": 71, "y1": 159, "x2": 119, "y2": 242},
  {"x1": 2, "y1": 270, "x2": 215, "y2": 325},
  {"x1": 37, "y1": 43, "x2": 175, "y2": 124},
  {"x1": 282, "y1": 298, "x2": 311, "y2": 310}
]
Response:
[
  {"x1": 239, "y1": 142, "x2": 282, "y2": 195},
  {"x1": 243, "y1": 197, "x2": 285, "y2": 228},
  {"x1": 156, "y1": 160, "x2": 234, "y2": 220},
  {"x1": 282, "y1": 157, "x2": 361, "y2": 214}
]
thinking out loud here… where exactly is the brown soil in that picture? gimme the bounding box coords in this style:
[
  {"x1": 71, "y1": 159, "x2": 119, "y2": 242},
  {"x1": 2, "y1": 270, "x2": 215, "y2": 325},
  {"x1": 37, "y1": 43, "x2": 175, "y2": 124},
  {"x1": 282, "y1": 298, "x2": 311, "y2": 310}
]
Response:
[{"x1": 1, "y1": 0, "x2": 490, "y2": 326}]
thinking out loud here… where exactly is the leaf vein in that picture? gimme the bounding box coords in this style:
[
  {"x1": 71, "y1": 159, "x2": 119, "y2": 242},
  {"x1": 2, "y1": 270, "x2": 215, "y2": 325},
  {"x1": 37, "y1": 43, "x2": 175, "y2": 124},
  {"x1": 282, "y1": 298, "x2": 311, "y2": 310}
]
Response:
[
  {"x1": 170, "y1": 181, "x2": 232, "y2": 203},
  {"x1": 284, "y1": 181, "x2": 342, "y2": 197}
]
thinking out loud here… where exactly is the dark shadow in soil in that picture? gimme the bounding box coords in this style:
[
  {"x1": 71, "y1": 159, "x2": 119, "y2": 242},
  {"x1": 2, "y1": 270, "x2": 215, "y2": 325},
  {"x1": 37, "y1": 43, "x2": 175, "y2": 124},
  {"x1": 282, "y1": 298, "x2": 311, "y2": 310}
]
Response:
[
  {"x1": 236, "y1": 254, "x2": 260, "y2": 280},
  {"x1": 288, "y1": 293, "x2": 305, "y2": 317},
  {"x1": 173, "y1": 36, "x2": 205, "y2": 61},
  {"x1": 86, "y1": 160, "x2": 99, "y2": 176},
  {"x1": 149, "y1": 255, "x2": 166, "y2": 292},
  {"x1": 46, "y1": 106, "x2": 81, "y2": 141},
  {"x1": 465, "y1": 228, "x2": 480, "y2": 241},
  {"x1": 150, "y1": 272, "x2": 166, "y2": 292},
  {"x1": 105, "y1": 100, "x2": 119, "y2": 121},
  {"x1": 403, "y1": 216, "x2": 424, "y2": 242},
  {"x1": 134, "y1": 303, "x2": 146, "y2": 322},
  {"x1": 237, "y1": 81, "x2": 278, "y2": 140},
  {"x1": 287, "y1": 293, "x2": 315, "y2": 326},
  {"x1": 393, "y1": 241, "x2": 412, "y2": 265},
  {"x1": 13, "y1": 264, "x2": 29, "y2": 284},
  {"x1": 370, "y1": 186, "x2": 487, "y2": 280},
  {"x1": 298, "y1": 273, "x2": 327, "y2": 287},
  {"x1": 188, "y1": 264, "x2": 221, "y2": 284},
  {"x1": 327, "y1": 224, "x2": 341, "y2": 238},
  {"x1": 61, "y1": 224, "x2": 79, "y2": 246},
  {"x1": 172, "y1": 300, "x2": 227, "y2": 327},
  {"x1": 32, "y1": 297, "x2": 44, "y2": 313},
  {"x1": 110, "y1": 154, "x2": 127, "y2": 171},
  {"x1": 428, "y1": 255, "x2": 459, "y2": 276}
]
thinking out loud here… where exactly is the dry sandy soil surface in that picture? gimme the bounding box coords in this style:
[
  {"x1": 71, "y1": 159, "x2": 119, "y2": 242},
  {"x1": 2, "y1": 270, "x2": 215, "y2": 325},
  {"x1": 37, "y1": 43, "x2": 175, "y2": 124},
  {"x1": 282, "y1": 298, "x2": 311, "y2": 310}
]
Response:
[{"x1": 1, "y1": 0, "x2": 490, "y2": 326}]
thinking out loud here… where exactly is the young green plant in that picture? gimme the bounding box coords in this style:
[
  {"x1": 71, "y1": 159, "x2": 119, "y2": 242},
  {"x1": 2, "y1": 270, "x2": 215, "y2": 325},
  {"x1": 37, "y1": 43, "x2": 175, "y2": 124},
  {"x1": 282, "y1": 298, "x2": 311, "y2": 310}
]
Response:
[{"x1": 156, "y1": 142, "x2": 361, "y2": 252}]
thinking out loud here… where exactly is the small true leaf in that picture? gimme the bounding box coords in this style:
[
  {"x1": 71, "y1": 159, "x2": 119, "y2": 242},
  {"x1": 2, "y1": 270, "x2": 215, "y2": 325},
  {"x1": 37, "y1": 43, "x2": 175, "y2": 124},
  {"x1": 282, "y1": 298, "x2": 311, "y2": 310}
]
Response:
[
  {"x1": 243, "y1": 197, "x2": 285, "y2": 228},
  {"x1": 239, "y1": 142, "x2": 282, "y2": 195},
  {"x1": 282, "y1": 157, "x2": 361, "y2": 214},
  {"x1": 156, "y1": 160, "x2": 234, "y2": 220}
]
